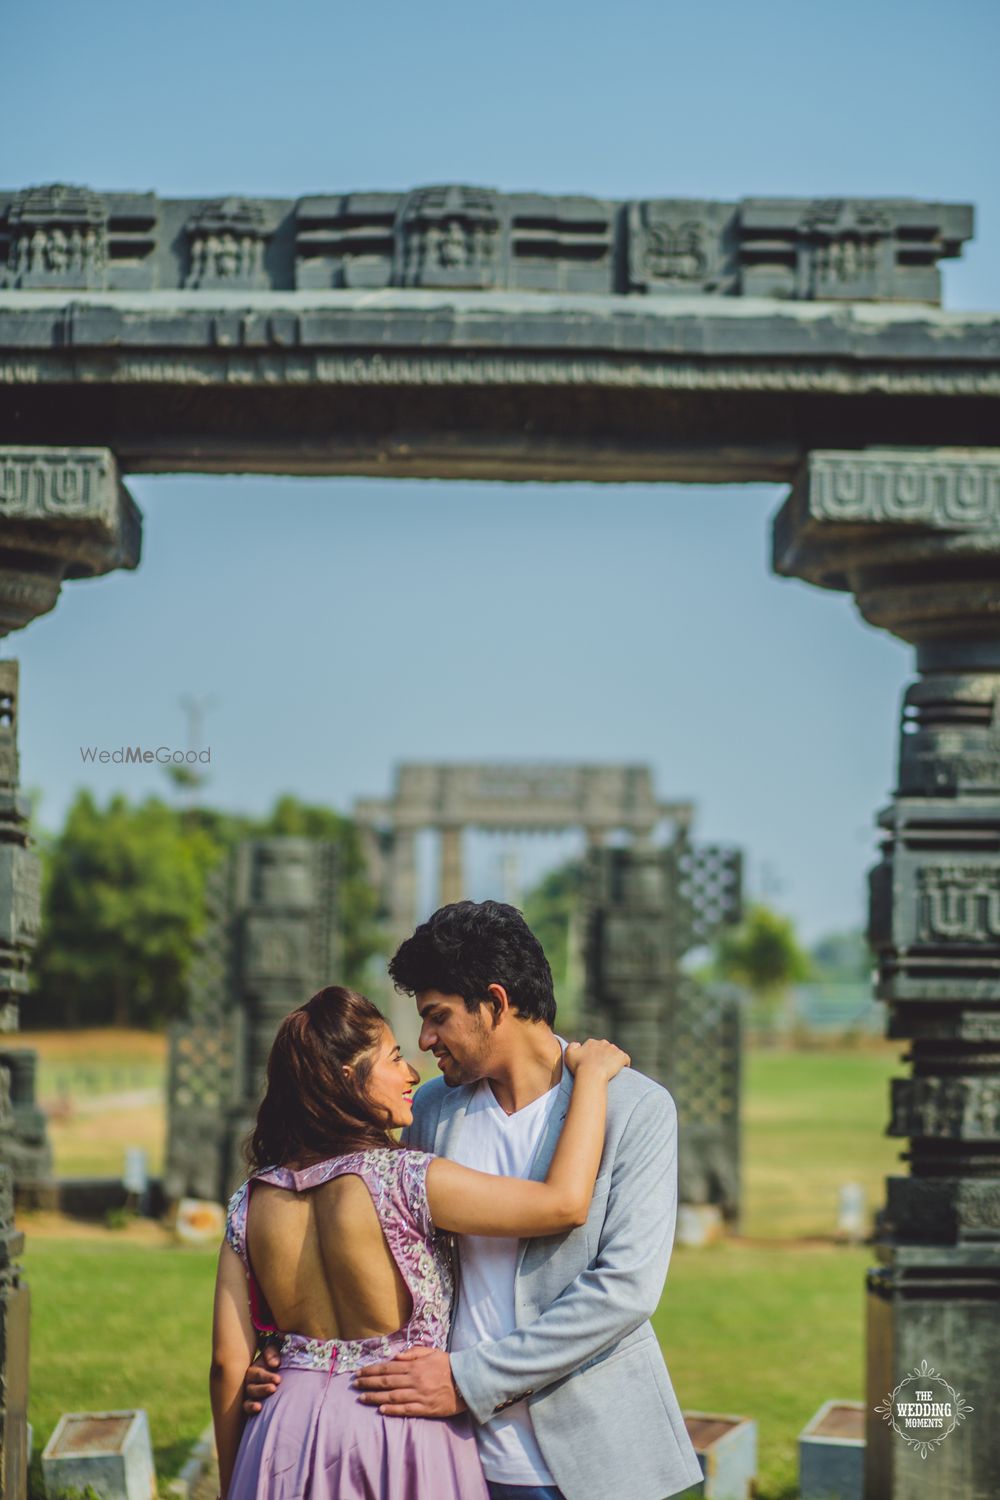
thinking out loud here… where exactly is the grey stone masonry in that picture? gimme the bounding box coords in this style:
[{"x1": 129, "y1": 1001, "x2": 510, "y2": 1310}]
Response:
[
  {"x1": 774, "y1": 446, "x2": 1000, "y2": 1500},
  {"x1": 0, "y1": 190, "x2": 994, "y2": 485},
  {"x1": 581, "y1": 840, "x2": 743, "y2": 1224},
  {"x1": 0, "y1": 185, "x2": 972, "y2": 301},
  {"x1": 165, "y1": 839, "x2": 341, "y2": 1205},
  {"x1": 0, "y1": 447, "x2": 141, "y2": 634}
]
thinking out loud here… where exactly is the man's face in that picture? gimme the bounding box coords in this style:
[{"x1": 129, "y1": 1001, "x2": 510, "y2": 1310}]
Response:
[{"x1": 416, "y1": 989, "x2": 493, "y2": 1087}]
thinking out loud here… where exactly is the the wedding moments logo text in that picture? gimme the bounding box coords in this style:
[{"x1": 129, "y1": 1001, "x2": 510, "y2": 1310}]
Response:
[
  {"x1": 80, "y1": 745, "x2": 212, "y2": 766},
  {"x1": 873, "y1": 1359, "x2": 973, "y2": 1460}
]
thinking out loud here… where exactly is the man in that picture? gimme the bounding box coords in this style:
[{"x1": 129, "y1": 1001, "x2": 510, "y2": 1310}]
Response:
[{"x1": 246, "y1": 901, "x2": 701, "y2": 1500}]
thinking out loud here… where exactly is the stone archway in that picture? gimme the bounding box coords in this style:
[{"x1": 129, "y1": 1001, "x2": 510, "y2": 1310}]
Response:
[{"x1": 1, "y1": 180, "x2": 999, "y2": 1500}]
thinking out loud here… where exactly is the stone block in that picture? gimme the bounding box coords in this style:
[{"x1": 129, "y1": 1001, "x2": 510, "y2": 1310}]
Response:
[
  {"x1": 675, "y1": 1204, "x2": 726, "y2": 1248},
  {"x1": 41, "y1": 1410, "x2": 155, "y2": 1500},
  {"x1": 675, "y1": 1412, "x2": 757, "y2": 1498},
  {"x1": 798, "y1": 1400, "x2": 864, "y2": 1500}
]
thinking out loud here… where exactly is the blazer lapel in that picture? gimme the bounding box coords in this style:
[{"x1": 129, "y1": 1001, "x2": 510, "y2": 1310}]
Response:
[
  {"x1": 435, "y1": 1082, "x2": 474, "y2": 1160},
  {"x1": 516, "y1": 1065, "x2": 574, "y2": 1274}
]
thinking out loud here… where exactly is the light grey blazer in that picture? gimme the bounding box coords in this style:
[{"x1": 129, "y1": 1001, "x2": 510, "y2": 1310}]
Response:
[{"x1": 405, "y1": 1064, "x2": 704, "y2": 1500}]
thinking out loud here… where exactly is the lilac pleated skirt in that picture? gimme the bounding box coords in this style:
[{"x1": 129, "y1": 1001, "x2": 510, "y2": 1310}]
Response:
[{"x1": 228, "y1": 1367, "x2": 489, "y2": 1500}]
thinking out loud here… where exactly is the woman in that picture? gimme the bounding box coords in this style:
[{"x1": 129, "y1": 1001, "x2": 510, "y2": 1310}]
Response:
[{"x1": 211, "y1": 985, "x2": 628, "y2": 1500}]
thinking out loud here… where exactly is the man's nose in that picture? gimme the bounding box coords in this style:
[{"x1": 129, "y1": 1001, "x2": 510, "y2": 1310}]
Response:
[{"x1": 418, "y1": 1022, "x2": 434, "y2": 1051}]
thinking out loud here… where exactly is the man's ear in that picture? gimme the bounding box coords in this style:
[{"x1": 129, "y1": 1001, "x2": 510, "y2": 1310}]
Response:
[{"x1": 485, "y1": 983, "x2": 511, "y2": 1026}]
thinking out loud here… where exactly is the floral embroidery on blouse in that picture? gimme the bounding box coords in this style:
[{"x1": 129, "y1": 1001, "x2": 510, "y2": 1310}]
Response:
[{"x1": 225, "y1": 1148, "x2": 452, "y2": 1374}]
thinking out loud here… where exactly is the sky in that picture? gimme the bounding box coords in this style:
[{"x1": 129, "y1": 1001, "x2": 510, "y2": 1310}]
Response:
[{"x1": 4, "y1": 0, "x2": 999, "y2": 941}]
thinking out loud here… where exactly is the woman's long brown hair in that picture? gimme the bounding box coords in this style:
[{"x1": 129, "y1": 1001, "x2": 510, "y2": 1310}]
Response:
[{"x1": 247, "y1": 986, "x2": 396, "y2": 1170}]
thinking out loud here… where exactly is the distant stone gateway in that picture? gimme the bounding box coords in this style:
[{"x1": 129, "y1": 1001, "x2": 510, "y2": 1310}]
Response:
[{"x1": 0, "y1": 181, "x2": 998, "y2": 1500}]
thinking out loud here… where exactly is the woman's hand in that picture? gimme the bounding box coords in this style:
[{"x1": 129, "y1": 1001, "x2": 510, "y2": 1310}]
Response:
[{"x1": 564, "y1": 1038, "x2": 630, "y2": 1081}]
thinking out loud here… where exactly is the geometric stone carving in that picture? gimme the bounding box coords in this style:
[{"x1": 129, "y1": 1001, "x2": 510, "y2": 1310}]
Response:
[
  {"x1": 773, "y1": 448, "x2": 1000, "y2": 645},
  {"x1": 0, "y1": 449, "x2": 142, "y2": 635},
  {"x1": 184, "y1": 198, "x2": 274, "y2": 290},
  {"x1": 675, "y1": 843, "x2": 744, "y2": 950},
  {"x1": 165, "y1": 838, "x2": 340, "y2": 1204},
  {"x1": 581, "y1": 839, "x2": 743, "y2": 1223},
  {"x1": 870, "y1": 801, "x2": 1000, "y2": 1014}
]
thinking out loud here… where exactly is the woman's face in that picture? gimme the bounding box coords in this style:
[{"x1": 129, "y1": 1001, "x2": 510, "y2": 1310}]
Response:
[{"x1": 360, "y1": 1024, "x2": 420, "y2": 1128}]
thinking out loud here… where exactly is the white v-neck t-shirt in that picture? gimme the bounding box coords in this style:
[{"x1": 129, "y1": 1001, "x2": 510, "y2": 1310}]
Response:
[{"x1": 449, "y1": 1072, "x2": 563, "y2": 1486}]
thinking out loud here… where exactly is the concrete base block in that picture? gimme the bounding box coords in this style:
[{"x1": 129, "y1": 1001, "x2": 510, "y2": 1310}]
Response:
[
  {"x1": 42, "y1": 1410, "x2": 156, "y2": 1500},
  {"x1": 675, "y1": 1204, "x2": 726, "y2": 1248},
  {"x1": 799, "y1": 1399, "x2": 864, "y2": 1499},
  {"x1": 675, "y1": 1412, "x2": 757, "y2": 1498}
]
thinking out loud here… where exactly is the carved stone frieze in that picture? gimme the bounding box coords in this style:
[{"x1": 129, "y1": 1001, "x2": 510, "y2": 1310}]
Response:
[
  {"x1": 626, "y1": 200, "x2": 737, "y2": 295},
  {"x1": 184, "y1": 197, "x2": 273, "y2": 290},
  {"x1": 0, "y1": 185, "x2": 972, "y2": 302},
  {"x1": 5, "y1": 184, "x2": 106, "y2": 290},
  {"x1": 0, "y1": 448, "x2": 141, "y2": 634},
  {"x1": 740, "y1": 197, "x2": 971, "y2": 302},
  {"x1": 394, "y1": 185, "x2": 501, "y2": 290},
  {"x1": 886, "y1": 1176, "x2": 1000, "y2": 1242},
  {"x1": 890, "y1": 1075, "x2": 1000, "y2": 1140}
]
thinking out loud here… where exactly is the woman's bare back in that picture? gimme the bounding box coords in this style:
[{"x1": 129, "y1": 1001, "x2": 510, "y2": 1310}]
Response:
[{"x1": 246, "y1": 1175, "x2": 413, "y2": 1342}]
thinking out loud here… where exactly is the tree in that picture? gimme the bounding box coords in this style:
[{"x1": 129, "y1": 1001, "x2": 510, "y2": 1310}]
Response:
[
  {"x1": 522, "y1": 859, "x2": 584, "y2": 1022},
  {"x1": 32, "y1": 790, "x2": 383, "y2": 1028},
  {"x1": 713, "y1": 902, "x2": 812, "y2": 1037},
  {"x1": 34, "y1": 791, "x2": 219, "y2": 1027},
  {"x1": 810, "y1": 928, "x2": 873, "y2": 984}
]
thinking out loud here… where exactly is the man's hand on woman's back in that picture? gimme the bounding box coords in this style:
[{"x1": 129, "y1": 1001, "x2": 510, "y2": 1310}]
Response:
[{"x1": 242, "y1": 1341, "x2": 281, "y2": 1415}]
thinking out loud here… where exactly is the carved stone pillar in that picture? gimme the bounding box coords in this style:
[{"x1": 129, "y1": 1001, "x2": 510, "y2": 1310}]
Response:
[
  {"x1": 774, "y1": 447, "x2": 1000, "y2": 1500},
  {"x1": 0, "y1": 673, "x2": 48, "y2": 1203},
  {"x1": 438, "y1": 825, "x2": 464, "y2": 907},
  {"x1": 581, "y1": 839, "x2": 743, "y2": 1223},
  {"x1": 0, "y1": 447, "x2": 141, "y2": 1500},
  {"x1": 166, "y1": 838, "x2": 342, "y2": 1202},
  {"x1": 0, "y1": 665, "x2": 35, "y2": 1500}
]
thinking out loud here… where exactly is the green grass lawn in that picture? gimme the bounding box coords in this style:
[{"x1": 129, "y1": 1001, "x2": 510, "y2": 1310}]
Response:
[
  {"x1": 26, "y1": 1233, "x2": 871, "y2": 1500},
  {"x1": 657, "y1": 1242, "x2": 870, "y2": 1499},
  {"x1": 742, "y1": 1045, "x2": 904, "y2": 1238},
  {"x1": 25, "y1": 1237, "x2": 217, "y2": 1492}
]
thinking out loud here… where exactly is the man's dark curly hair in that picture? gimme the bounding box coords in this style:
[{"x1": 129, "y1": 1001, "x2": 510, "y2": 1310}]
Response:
[{"x1": 389, "y1": 899, "x2": 556, "y2": 1025}]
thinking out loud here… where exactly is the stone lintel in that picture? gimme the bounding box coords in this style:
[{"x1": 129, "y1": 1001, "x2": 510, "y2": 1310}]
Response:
[
  {"x1": 1, "y1": 300, "x2": 998, "y2": 481},
  {"x1": 0, "y1": 447, "x2": 141, "y2": 633}
]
